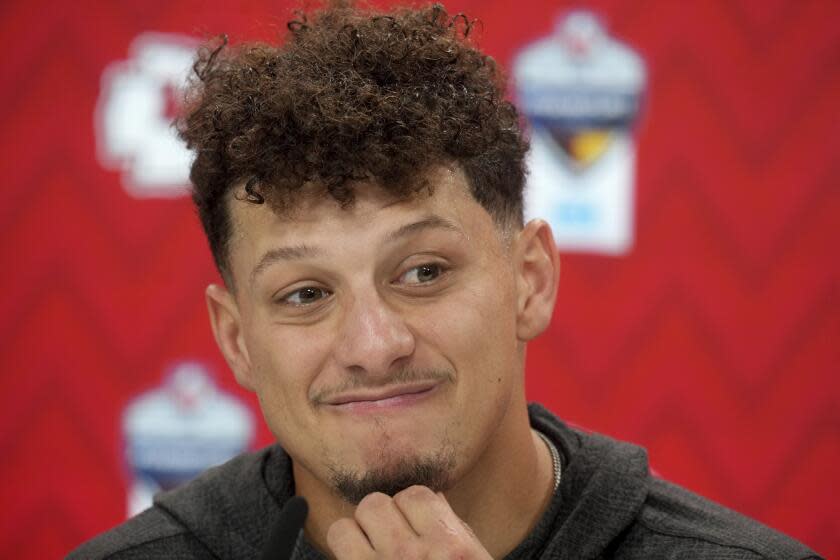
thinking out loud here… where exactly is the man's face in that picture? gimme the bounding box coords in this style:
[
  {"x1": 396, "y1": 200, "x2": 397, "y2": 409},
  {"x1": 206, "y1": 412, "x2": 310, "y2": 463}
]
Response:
[{"x1": 218, "y1": 166, "x2": 530, "y2": 501}]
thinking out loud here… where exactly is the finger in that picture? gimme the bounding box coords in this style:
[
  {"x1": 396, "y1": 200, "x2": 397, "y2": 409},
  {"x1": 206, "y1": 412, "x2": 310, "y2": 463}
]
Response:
[
  {"x1": 327, "y1": 517, "x2": 375, "y2": 560},
  {"x1": 392, "y1": 486, "x2": 466, "y2": 540},
  {"x1": 354, "y1": 492, "x2": 419, "y2": 554}
]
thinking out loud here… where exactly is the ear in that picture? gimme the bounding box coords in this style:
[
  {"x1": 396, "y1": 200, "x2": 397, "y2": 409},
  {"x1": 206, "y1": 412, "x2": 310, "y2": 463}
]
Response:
[
  {"x1": 205, "y1": 284, "x2": 256, "y2": 391},
  {"x1": 514, "y1": 219, "x2": 560, "y2": 341}
]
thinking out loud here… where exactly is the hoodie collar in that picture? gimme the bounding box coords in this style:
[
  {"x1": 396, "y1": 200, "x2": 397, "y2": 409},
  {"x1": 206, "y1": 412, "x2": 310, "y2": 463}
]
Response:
[{"x1": 529, "y1": 403, "x2": 650, "y2": 559}]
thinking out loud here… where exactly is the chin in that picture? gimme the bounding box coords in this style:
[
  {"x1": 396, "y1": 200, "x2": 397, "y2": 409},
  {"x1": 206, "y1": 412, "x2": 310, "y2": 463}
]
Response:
[{"x1": 330, "y1": 448, "x2": 457, "y2": 504}]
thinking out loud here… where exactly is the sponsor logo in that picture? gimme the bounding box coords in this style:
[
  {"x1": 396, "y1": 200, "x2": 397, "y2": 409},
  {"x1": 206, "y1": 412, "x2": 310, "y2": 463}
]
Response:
[
  {"x1": 95, "y1": 33, "x2": 196, "y2": 197},
  {"x1": 514, "y1": 11, "x2": 646, "y2": 254},
  {"x1": 123, "y1": 362, "x2": 254, "y2": 516}
]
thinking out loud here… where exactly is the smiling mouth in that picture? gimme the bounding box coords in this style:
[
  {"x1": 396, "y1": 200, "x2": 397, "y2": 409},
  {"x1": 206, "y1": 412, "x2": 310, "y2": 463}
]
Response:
[{"x1": 322, "y1": 381, "x2": 441, "y2": 413}]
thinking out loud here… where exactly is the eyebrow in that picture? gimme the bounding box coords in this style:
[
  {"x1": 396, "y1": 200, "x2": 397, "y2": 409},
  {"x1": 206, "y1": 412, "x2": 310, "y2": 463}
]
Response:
[
  {"x1": 385, "y1": 215, "x2": 463, "y2": 244},
  {"x1": 249, "y1": 244, "x2": 322, "y2": 287},
  {"x1": 248, "y1": 215, "x2": 463, "y2": 286}
]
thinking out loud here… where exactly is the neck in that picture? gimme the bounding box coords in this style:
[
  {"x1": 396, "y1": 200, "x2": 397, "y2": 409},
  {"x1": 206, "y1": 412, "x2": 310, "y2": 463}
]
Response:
[
  {"x1": 295, "y1": 399, "x2": 556, "y2": 559},
  {"x1": 444, "y1": 401, "x2": 556, "y2": 558}
]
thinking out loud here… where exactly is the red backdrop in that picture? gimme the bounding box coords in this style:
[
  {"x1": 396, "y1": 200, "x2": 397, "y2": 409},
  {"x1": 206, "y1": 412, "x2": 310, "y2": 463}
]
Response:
[{"x1": 0, "y1": 0, "x2": 837, "y2": 557}]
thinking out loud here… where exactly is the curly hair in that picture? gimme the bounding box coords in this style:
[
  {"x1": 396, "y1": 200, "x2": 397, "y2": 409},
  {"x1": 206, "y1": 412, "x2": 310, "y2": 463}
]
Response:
[{"x1": 177, "y1": 1, "x2": 529, "y2": 283}]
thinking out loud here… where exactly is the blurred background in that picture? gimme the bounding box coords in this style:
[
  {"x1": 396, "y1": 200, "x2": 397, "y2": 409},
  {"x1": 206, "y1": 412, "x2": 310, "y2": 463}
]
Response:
[{"x1": 0, "y1": 0, "x2": 837, "y2": 557}]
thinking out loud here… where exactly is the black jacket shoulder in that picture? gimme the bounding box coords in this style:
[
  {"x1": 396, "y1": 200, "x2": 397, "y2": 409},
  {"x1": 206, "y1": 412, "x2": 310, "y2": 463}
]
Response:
[
  {"x1": 67, "y1": 447, "x2": 280, "y2": 559},
  {"x1": 66, "y1": 507, "x2": 213, "y2": 559},
  {"x1": 612, "y1": 477, "x2": 821, "y2": 560}
]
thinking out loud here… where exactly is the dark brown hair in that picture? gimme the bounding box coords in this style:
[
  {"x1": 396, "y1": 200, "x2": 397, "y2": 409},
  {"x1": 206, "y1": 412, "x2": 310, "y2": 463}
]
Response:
[{"x1": 176, "y1": 2, "x2": 528, "y2": 283}]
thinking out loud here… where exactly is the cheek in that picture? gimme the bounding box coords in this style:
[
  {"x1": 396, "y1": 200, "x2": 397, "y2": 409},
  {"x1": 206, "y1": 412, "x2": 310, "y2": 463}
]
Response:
[
  {"x1": 247, "y1": 326, "x2": 337, "y2": 461},
  {"x1": 421, "y1": 278, "x2": 519, "y2": 374},
  {"x1": 246, "y1": 324, "x2": 332, "y2": 414}
]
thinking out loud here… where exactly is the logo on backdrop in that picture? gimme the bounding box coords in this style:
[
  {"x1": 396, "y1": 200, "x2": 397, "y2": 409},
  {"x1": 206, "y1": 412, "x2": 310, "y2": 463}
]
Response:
[
  {"x1": 95, "y1": 32, "x2": 197, "y2": 197},
  {"x1": 513, "y1": 11, "x2": 646, "y2": 254},
  {"x1": 122, "y1": 362, "x2": 254, "y2": 517}
]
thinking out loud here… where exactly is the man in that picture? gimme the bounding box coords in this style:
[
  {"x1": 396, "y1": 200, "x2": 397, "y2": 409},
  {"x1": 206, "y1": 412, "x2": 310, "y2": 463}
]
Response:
[{"x1": 71, "y1": 3, "x2": 821, "y2": 559}]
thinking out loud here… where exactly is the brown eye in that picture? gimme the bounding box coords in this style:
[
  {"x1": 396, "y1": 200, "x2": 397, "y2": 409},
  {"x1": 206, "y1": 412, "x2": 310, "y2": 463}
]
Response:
[
  {"x1": 401, "y1": 264, "x2": 443, "y2": 285},
  {"x1": 283, "y1": 286, "x2": 330, "y2": 305}
]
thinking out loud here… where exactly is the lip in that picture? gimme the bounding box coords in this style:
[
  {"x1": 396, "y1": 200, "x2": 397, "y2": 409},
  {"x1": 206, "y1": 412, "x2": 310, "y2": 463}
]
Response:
[{"x1": 323, "y1": 381, "x2": 441, "y2": 413}]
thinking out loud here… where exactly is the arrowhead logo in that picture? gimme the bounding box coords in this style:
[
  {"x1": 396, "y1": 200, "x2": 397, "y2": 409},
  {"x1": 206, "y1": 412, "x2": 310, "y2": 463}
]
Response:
[{"x1": 95, "y1": 32, "x2": 197, "y2": 198}]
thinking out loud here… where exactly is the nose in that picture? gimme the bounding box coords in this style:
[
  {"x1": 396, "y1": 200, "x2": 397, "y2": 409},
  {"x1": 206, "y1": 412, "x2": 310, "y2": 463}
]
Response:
[{"x1": 333, "y1": 291, "x2": 415, "y2": 377}]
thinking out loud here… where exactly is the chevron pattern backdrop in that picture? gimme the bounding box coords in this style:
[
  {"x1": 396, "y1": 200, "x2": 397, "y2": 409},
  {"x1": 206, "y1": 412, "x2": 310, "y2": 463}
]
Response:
[{"x1": 0, "y1": 0, "x2": 837, "y2": 557}]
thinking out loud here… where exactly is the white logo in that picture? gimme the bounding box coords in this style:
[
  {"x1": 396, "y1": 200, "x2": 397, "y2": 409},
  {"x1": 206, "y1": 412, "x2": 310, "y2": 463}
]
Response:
[
  {"x1": 514, "y1": 11, "x2": 646, "y2": 255},
  {"x1": 95, "y1": 33, "x2": 197, "y2": 197}
]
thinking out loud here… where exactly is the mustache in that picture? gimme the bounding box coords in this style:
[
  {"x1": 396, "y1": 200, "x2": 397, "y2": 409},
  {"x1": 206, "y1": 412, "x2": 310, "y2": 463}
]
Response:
[{"x1": 310, "y1": 368, "x2": 454, "y2": 405}]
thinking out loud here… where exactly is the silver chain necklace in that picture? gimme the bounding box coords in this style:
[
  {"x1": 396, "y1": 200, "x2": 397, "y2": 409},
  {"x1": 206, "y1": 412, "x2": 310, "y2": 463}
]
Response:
[{"x1": 535, "y1": 430, "x2": 562, "y2": 491}]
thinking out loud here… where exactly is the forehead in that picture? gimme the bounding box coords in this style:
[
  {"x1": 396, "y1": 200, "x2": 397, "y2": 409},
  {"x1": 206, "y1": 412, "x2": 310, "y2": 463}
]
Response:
[{"x1": 224, "y1": 166, "x2": 503, "y2": 279}]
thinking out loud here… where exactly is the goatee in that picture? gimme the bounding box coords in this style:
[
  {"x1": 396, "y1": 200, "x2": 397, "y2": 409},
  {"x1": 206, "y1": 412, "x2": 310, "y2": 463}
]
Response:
[{"x1": 330, "y1": 450, "x2": 456, "y2": 505}]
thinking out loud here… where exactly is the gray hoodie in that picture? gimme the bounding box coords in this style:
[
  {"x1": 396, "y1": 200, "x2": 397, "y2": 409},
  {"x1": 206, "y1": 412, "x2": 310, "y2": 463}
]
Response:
[{"x1": 68, "y1": 404, "x2": 822, "y2": 559}]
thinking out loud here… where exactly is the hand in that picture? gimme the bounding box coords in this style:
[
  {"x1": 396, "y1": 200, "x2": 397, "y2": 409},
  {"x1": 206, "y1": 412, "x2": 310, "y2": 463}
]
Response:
[{"x1": 326, "y1": 485, "x2": 493, "y2": 559}]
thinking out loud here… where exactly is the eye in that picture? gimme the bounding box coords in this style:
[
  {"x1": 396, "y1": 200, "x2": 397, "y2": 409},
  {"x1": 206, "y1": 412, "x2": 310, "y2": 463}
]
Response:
[
  {"x1": 281, "y1": 286, "x2": 331, "y2": 306},
  {"x1": 399, "y1": 263, "x2": 444, "y2": 285}
]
